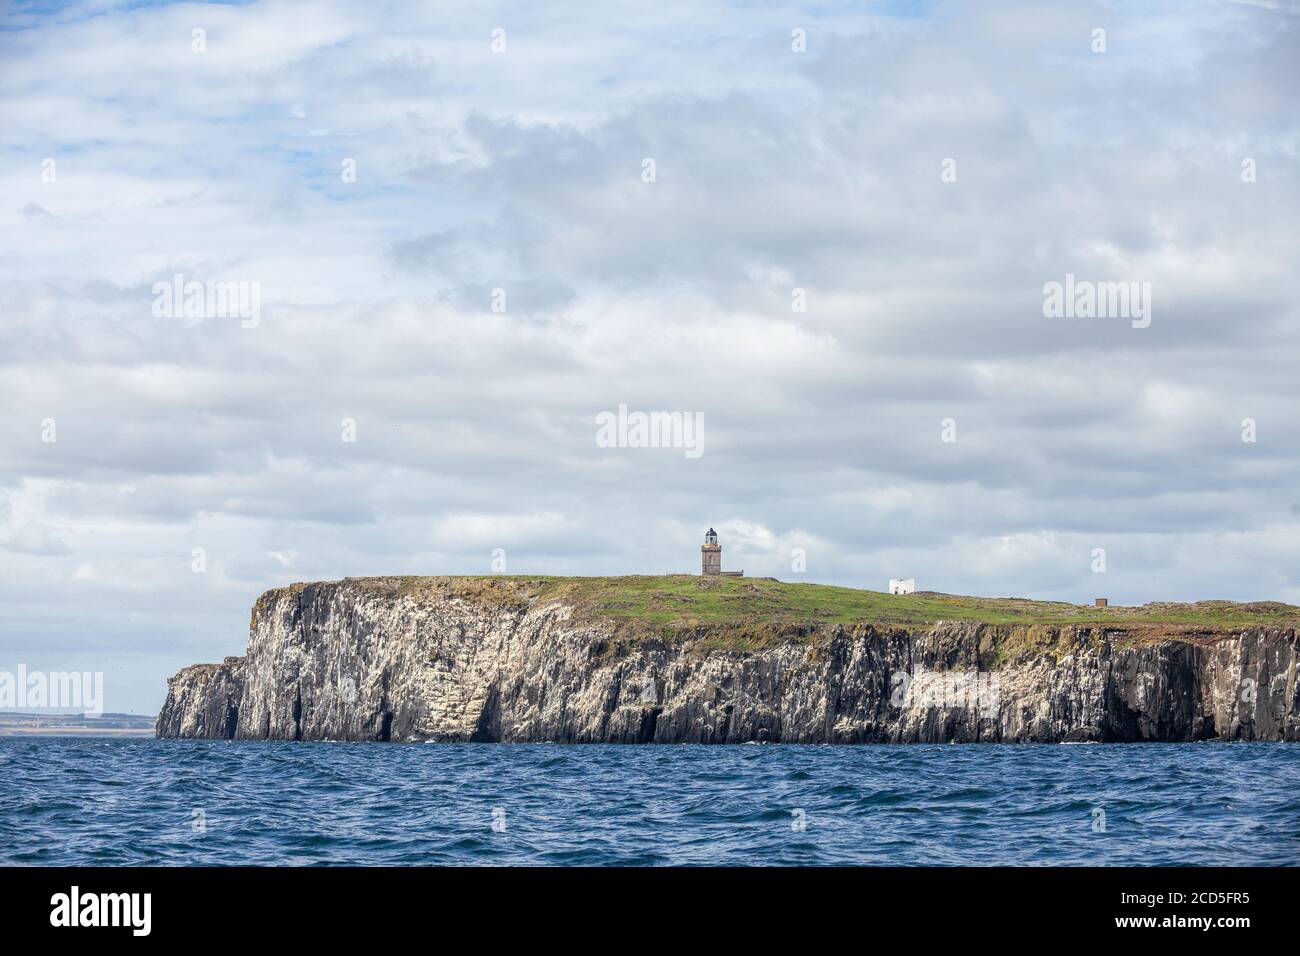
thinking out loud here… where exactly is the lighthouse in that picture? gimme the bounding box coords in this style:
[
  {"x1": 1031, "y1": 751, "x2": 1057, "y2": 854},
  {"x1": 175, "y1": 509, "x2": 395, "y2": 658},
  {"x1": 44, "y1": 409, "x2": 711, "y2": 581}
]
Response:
[
  {"x1": 700, "y1": 528, "x2": 743, "y2": 577},
  {"x1": 701, "y1": 528, "x2": 721, "y2": 575}
]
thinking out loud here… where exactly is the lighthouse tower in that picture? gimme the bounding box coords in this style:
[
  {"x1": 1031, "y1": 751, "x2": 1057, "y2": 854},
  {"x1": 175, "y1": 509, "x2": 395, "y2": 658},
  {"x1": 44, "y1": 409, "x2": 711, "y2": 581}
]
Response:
[{"x1": 701, "y1": 528, "x2": 722, "y2": 575}]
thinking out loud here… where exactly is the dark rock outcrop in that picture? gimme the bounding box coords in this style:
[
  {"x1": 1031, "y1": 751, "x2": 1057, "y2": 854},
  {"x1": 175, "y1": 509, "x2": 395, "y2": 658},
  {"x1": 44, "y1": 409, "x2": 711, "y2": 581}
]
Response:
[{"x1": 157, "y1": 579, "x2": 1300, "y2": 743}]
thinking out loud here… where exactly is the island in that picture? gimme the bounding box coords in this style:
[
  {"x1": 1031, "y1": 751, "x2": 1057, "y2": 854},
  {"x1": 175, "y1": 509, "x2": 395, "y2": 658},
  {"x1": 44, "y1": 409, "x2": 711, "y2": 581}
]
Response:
[{"x1": 157, "y1": 575, "x2": 1300, "y2": 744}]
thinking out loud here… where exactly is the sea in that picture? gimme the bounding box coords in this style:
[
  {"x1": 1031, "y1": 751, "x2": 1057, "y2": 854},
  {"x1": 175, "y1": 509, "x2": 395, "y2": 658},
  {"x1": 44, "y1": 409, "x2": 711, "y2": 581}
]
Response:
[{"x1": 2, "y1": 738, "x2": 1296, "y2": 866}]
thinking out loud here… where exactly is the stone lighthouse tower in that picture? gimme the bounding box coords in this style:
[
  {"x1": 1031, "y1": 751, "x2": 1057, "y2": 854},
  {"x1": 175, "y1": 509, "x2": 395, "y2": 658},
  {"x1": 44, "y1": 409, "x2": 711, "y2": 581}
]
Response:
[{"x1": 701, "y1": 528, "x2": 722, "y2": 575}]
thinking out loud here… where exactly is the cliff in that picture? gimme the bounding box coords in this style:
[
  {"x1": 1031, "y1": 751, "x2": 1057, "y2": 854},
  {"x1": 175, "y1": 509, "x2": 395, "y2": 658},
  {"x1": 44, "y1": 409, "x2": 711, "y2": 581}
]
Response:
[{"x1": 157, "y1": 575, "x2": 1300, "y2": 743}]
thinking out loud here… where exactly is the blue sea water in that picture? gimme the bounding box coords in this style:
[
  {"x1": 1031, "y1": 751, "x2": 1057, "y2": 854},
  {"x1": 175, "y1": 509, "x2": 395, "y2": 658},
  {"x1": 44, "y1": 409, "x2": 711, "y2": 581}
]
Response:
[{"x1": 1, "y1": 739, "x2": 1297, "y2": 866}]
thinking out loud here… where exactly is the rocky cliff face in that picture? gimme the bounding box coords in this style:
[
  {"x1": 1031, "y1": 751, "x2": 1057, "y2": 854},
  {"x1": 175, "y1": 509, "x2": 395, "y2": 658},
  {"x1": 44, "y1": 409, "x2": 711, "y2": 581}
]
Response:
[{"x1": 158, "y1": 578, "x2": 1300, "y2": 743}]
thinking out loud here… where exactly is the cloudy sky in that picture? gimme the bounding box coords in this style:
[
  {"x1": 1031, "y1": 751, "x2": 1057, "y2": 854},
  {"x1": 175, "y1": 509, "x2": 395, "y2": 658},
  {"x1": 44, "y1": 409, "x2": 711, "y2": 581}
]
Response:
[{"x1": 2, "y1": 0, "x2": 1297, "y2": 713}]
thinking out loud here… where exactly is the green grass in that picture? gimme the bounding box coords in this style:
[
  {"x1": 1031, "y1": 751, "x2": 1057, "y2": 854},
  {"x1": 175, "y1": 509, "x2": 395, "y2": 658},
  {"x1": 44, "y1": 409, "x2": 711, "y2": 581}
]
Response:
[{"x1": 335, "y1": 574, "x2": 1300, "y2": 634}]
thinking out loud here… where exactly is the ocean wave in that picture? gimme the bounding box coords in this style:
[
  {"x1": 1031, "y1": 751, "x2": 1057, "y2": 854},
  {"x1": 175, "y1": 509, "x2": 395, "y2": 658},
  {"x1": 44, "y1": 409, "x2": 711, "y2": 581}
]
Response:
[{"x1": 1, "y1": 738, "x2": 1297, "y2": 866}]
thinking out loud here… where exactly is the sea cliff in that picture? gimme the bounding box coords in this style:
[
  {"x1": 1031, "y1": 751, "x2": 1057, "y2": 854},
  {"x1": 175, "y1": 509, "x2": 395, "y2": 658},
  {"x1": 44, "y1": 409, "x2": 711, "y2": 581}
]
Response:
[{"x1": 157, "y1": 576, "x2": 1300, "y2": 743}]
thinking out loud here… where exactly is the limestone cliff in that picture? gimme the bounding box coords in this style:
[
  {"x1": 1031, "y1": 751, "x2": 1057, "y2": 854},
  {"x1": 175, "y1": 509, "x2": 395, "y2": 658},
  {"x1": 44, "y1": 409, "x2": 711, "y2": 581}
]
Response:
[{"x1": 157, "y1": 577, "x2": 1300, "y2": 743}]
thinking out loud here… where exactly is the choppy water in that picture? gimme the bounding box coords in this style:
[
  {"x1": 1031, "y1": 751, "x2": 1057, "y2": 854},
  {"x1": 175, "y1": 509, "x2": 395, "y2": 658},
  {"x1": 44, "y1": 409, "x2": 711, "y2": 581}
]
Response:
[{"x1": 1, "y1": 739, "x2": 1297, "y2": 866}]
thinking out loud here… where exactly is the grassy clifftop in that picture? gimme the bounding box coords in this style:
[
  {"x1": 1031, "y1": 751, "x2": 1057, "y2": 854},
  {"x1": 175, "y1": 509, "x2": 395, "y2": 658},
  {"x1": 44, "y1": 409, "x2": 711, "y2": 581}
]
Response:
[{"x1": 332, "y1": 574, "x2": 1300, "y2": 634}]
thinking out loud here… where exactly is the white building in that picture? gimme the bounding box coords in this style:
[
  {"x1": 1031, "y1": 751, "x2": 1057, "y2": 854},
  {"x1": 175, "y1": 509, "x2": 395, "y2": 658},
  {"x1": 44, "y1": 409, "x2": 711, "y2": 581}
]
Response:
[{"x1": 889, "y1": 578, "x2": 915, "y2": 595}]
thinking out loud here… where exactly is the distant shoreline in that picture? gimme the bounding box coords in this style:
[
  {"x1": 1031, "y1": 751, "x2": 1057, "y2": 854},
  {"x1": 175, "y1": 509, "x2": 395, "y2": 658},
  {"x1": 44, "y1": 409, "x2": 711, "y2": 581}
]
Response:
[
  {"x1": 0, "y1": 727, "x2": 155, "y2": 737},
  {"x1": 0, "y1": 712, "x2": 155, "y2": 738}
]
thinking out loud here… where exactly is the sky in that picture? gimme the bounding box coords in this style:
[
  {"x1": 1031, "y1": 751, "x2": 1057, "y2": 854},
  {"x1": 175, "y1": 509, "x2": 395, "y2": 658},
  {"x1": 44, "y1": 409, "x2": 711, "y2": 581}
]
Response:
[{"x1": 1, "y1": 0, "x2": 1297, "y2": 714}]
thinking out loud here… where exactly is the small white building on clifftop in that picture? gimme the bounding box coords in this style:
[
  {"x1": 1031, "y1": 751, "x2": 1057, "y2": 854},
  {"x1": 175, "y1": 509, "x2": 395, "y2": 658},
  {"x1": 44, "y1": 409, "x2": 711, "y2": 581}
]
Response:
[{"x1": 889, "y1": 578, "x2": 915, "y2": 595}]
